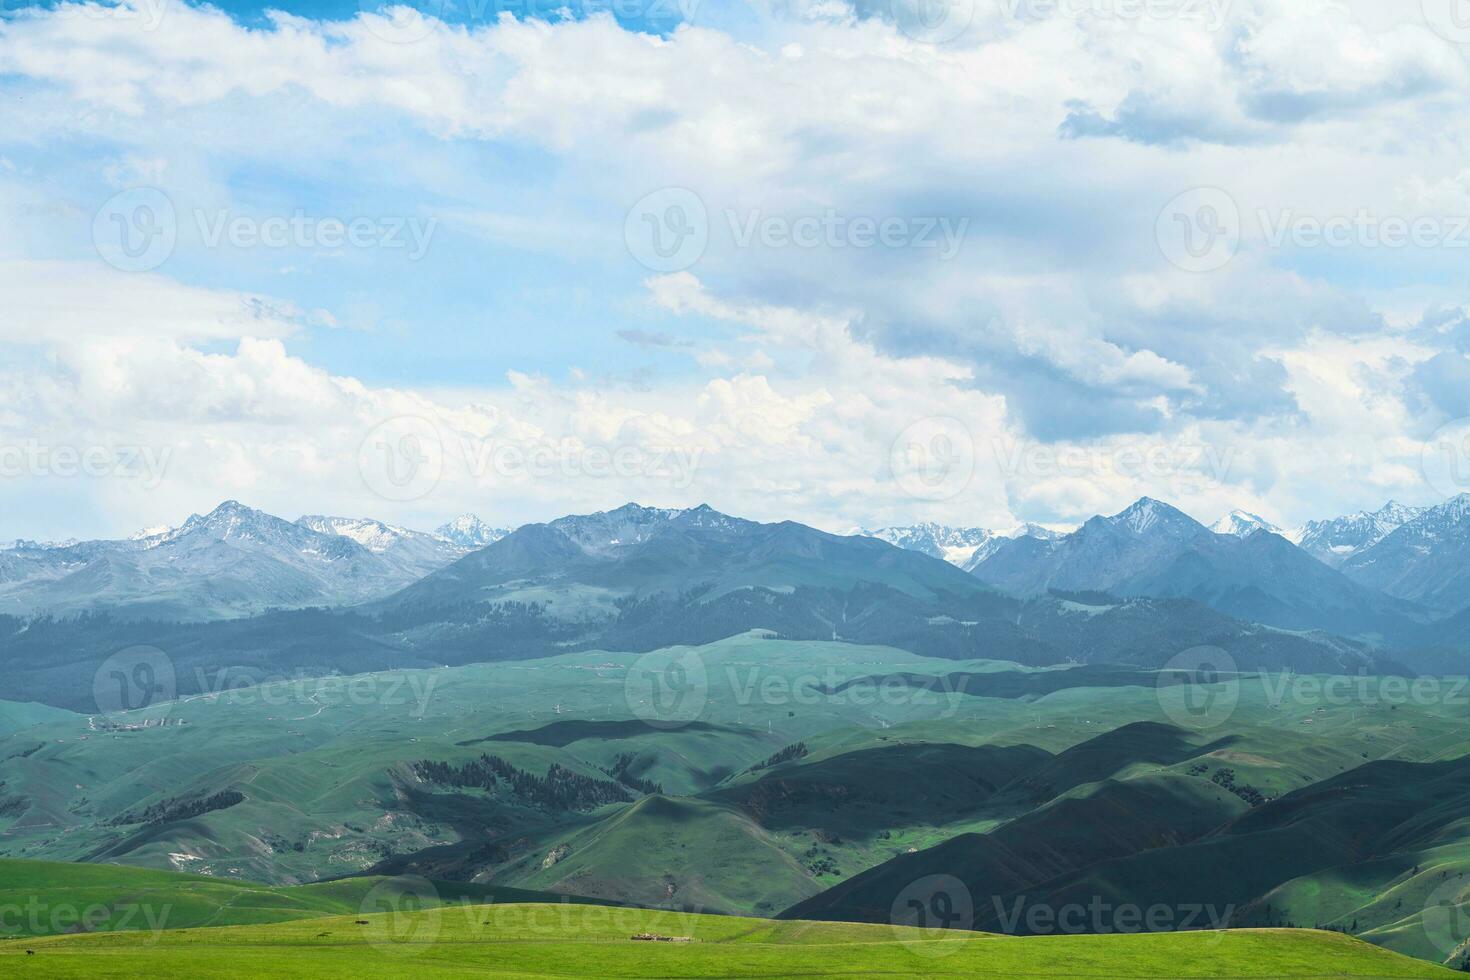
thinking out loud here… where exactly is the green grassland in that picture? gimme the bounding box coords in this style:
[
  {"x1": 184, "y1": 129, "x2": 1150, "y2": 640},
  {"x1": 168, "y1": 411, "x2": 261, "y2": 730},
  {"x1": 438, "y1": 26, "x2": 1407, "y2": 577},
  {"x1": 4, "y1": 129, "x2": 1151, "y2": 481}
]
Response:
[
  {"x1": 0, "y1": 903, "x2": 1458, "y2": 978},
  {"x1": 0, "y1": 702, "x2": 78, "y2": 740},
  {"x1": 0, "y1": 859, "x2": 617, "y2": 937},
  {"x1": 6, "y1": 633, "x2": 1470, "y2": 969}
]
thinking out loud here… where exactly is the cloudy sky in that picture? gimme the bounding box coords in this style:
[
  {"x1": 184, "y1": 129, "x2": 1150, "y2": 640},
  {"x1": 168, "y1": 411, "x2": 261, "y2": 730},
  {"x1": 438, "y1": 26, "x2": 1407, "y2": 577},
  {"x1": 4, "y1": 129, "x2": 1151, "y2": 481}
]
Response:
[{"x1": 2, "y1": 0, "x2": 1470, "y2": 540}]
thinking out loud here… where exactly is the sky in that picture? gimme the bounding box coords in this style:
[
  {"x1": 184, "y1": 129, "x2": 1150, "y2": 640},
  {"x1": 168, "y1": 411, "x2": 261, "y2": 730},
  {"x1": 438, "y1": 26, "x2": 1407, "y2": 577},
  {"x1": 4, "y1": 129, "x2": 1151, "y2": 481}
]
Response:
[{"x1": 3, "y1": 0, "x2": 1470, "y2": 540}]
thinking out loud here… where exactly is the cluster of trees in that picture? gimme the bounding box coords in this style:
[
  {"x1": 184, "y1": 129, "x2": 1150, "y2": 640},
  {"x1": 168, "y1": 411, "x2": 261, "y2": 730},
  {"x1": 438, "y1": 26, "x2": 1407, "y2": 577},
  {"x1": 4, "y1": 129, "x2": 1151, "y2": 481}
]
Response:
[
  {"x1": 750, "y1": 742, "x2": 810, "y2": 772},
  {"x1": 111, "y1": 789, "x2": 245, "y2": 826},
  {"x1": 1210, "y1": 768, "x2": 1268, "y2": 807},
  {"x1": 412, "y1": 754, "x2": 632, "y2": 811},
  {"x1": 603, "y1": 753, "x2": 663, "y2": 796}
]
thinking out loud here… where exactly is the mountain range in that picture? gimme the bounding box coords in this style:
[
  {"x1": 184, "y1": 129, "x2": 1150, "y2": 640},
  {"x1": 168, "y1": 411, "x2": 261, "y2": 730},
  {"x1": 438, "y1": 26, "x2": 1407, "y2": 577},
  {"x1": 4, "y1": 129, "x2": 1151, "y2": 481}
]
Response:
[
  {"x1": 0, "y1": 503, "x2": 507, "y2": 621},
  {"x1": 873, "y1": 496, "x2": 1470, "y2": 641},
  {"x1": 856, "y1": 522, "x2": 1066, "y2": 571},
  {"x1": 2, "y1": 494, "x2": 1469, "y2": 703}
]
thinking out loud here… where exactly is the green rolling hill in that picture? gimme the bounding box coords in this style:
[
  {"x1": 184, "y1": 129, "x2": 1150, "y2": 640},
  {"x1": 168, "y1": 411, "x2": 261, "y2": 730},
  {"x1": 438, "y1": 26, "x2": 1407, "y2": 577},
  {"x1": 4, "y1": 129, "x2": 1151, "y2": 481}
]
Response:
[
  {"x1": 0, "y1": 859, "x2": 616, "y2": 937},
  {"x1": 0, "y1": 899, "x2": 1457, "y2": 978}
]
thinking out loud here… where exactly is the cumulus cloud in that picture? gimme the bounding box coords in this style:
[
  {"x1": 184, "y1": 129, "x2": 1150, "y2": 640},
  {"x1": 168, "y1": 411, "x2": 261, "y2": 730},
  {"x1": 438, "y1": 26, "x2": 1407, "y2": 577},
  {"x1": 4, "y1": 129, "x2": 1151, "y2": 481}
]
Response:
[{"x1": 1, "y1": 0, "x2": 1470, "y2": 537}]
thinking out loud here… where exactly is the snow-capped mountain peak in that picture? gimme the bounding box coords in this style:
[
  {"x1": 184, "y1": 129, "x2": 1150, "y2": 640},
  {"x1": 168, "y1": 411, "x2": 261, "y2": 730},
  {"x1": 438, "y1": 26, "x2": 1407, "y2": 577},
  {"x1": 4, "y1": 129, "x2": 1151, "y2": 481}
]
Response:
[
  {"x1": 1292, "y1": 500, "x2": 1428, "y2": 566},
  {"x1": 296, "y1": 515, "x2": 415, "y2": 553},
  {"x1": 1210, "y1": 510, "x2": 1282, "y2": 538},
  {"x1": 172, "y1": 500, "x2": 284, "y2": 542},
  {"x1": 433, "y1": 514, "x2": 508, "y2": 550},
  {"x1": 548, "y1": 503, "x2": 711, "y2": 553},
  {"x1": 1108, "y1": 497, "x2": 1198, "y2": 536},
  {"x1": 1338, "y1": 494, "x2": 1470, "y2": 613},
  {"x1": 856, "y1": 521, "x2": 1068, "y2": 568}
]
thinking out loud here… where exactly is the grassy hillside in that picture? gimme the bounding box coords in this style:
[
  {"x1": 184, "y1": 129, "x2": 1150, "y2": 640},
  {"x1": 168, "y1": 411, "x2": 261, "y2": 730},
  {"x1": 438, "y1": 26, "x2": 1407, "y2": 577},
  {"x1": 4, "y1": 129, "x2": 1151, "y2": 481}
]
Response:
[
  {"x1": 0, "y1": 701, "x2": 77, "y2": 739},
  {"x1": 504, "y1": 795, "x2": 819, "y2": 915},
  {"x1": 9, "y1": 637, "x2": 1470, "y2": 968},
  {"x1": 0, "y1": 859, "x2": 616, "y2": 937},
  {"x1": 0, "y1": 903, "x2": 1456, "y2": 978}
]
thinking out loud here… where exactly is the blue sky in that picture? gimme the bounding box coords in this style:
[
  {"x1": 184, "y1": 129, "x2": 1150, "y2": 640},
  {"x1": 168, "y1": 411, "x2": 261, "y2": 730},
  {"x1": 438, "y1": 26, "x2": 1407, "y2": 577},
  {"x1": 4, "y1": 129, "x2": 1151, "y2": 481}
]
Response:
[{"x1": 3, "y1": 0, "x2": 1470, "y2": 540}]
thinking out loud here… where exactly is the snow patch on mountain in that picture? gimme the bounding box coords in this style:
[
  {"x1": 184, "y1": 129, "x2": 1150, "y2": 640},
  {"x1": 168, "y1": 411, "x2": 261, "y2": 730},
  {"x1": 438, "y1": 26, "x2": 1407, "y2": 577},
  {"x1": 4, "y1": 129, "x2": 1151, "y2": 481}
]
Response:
[
  {"x1": 1291, "y1": 501, "x2": 1427, "y2": 566},
  {"x1": 296, "y1": 515, "x2": 418, "y2": 553},
  {"x1": 434, "y1": 514, "x2": 508, "y2": 550},
  {"x1": 856, "y1": 521, "x2": 1068, "y2": 568},
  {"x1": 1210, "y1": 510, "x2": 1282, "y2": 538}
]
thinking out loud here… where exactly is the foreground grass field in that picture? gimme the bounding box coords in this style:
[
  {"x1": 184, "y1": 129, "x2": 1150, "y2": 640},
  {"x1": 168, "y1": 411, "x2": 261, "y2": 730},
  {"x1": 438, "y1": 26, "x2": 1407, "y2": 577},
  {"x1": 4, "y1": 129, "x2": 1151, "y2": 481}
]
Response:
[
  {"x1": 0, "y1": 904, "x2": 1458, "y2": 978},
  {"x1": 0, "y1": 859, "x2": 620, "y2": 937}
]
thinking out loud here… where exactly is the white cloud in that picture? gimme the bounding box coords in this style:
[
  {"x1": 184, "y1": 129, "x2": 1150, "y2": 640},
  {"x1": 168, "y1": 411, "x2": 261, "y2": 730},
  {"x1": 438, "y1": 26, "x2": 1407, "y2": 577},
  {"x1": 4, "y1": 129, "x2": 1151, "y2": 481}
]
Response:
[{"x1": 2, "y1": 0, "x2": 1470, "y2": 537}]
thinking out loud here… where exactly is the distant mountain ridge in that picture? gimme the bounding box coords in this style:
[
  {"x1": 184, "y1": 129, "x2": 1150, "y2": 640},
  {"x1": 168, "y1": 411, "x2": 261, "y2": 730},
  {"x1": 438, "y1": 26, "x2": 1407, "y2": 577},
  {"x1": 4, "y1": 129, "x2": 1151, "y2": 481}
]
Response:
[
  {"x1": 0, "y1": 502, "x2": 505, "y2": 621},
  {"x1": 5, "y1": 495, "x2": 1470, "y2": 649},
  {"x1": 1339, "y1": 495, "x2": 1470, "y2": 614},
  {"x1": 967, "y1": 497, "x2": 1425, "y2": 639},
  {"x1": 383, "y1": 502, "x2": 988, "y2": 616},
  {"x1": 1289, "y1": 501, "x2": 1426, "y2": 567},
  {"x1": 1210, "y1": 510, "x2": 1281, "y2": 538},
  {"x1": 3, "y1": 502, "x2": 1403, "y2": 712},
  {"x1": 855, "y1": 523, "x2": 1066, "y2": 569}
]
